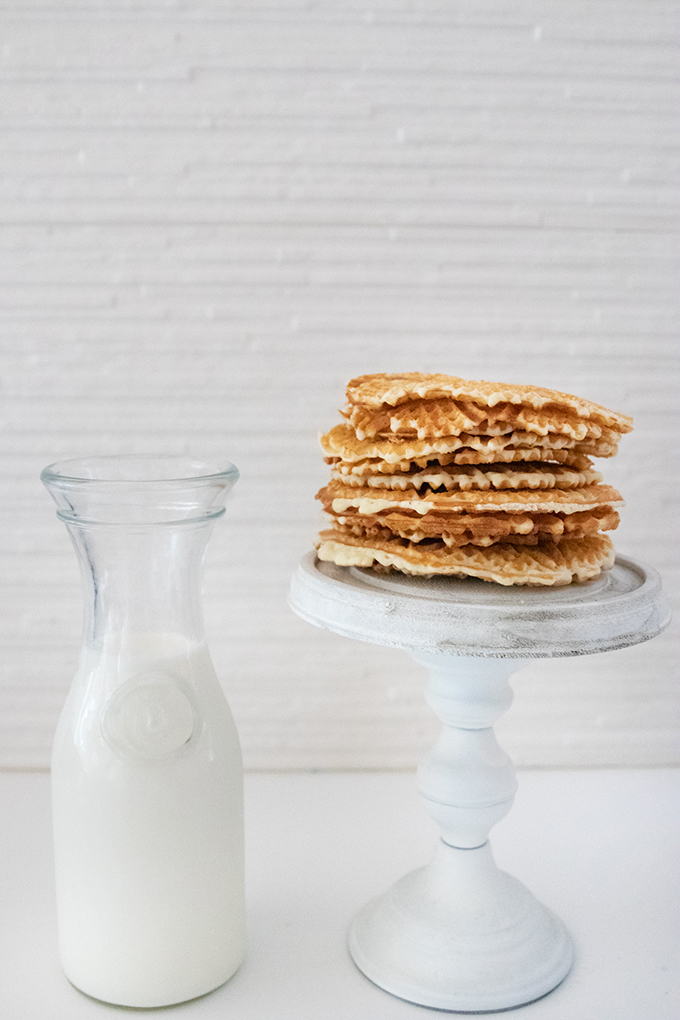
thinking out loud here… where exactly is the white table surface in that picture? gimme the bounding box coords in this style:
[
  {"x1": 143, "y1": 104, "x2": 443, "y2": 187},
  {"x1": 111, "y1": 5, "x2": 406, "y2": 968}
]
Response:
[{"x1": 0, "y1": 769, "x2": 678, "y2": 1019}]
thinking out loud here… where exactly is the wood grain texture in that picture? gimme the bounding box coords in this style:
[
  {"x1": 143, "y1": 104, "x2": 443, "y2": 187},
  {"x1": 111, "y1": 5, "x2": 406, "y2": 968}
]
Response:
[{"x1": 0, "y1": 0, "x2": 677, "y2": 769}]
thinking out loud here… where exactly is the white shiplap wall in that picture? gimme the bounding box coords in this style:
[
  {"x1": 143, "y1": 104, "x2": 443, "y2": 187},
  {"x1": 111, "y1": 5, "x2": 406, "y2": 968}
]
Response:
[{"x1": 1, "y1": 1, "x2": 678, "y2": 770}]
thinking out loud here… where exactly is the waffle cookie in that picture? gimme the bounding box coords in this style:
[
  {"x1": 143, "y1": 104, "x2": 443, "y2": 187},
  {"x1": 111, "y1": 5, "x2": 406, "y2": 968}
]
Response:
[
  {"x1": 330, "y1": 462, "x2": 603, "y2": 491},
  {"x1": 321, "y1": 423, "x2": 621, "y2": 465},
  {"x1": 316, "y1": 531, "x2": 615, "y2": 586},
  {"x1": 346, "y1": 373, "x2": 633, "y2": 431},
  {"x1": 315, "y1": 372, "x2": 630, "y2": 586}
]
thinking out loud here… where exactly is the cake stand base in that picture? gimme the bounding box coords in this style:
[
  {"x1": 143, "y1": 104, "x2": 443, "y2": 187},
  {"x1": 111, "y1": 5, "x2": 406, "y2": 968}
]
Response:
[{"x1": 348, "y1": 841, "x2": 573, "y2": 1014}]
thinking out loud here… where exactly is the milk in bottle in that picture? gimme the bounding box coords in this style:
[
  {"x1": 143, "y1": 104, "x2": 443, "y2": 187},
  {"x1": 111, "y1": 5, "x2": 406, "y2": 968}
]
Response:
[{"x1": 42, "y1": 456, "x2": 245, "y2": 1007}]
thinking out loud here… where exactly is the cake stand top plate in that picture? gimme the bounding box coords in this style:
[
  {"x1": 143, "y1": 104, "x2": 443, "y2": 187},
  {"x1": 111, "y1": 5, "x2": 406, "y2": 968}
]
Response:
[{"x1": 289, "y1": 552, "x2": 670, "y2": 658}]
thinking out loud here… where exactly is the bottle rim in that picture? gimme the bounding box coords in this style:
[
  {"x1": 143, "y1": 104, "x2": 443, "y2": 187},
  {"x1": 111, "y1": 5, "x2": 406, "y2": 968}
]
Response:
[
  {"x1": 41, "y1": 455, "x2": 239, "y2": 525},
  {"x1": 41, "y1": 454, "x2": 239, "y2": 487}
]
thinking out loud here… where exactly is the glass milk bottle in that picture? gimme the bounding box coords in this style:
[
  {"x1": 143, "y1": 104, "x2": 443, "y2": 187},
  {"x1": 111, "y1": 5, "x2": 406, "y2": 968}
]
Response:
[{"x1": 41, "y1": 456, "x2": 245, "y2": 1008}]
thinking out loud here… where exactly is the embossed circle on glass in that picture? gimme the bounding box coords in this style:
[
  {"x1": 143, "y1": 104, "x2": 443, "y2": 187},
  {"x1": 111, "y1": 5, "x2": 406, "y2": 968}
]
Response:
[{"x1": 101, "y1": 672, "x2": 197, "y2": 761}]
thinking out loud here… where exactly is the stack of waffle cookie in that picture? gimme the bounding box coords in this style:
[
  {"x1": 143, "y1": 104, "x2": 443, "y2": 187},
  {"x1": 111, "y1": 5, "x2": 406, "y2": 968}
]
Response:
[{"x1": 315, "y1": 372, "x2": 632, "y2": 586}]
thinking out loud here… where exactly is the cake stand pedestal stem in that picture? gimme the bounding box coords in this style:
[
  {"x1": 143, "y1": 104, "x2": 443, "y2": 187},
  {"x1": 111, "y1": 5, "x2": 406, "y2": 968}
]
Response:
[{"x1": 349, "y1": 653, "x2": 573, "y2": 1012}]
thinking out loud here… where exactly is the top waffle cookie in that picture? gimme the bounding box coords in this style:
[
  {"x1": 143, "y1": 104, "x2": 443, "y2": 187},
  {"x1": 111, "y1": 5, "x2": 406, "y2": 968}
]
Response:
[
  {"x1": 315, "y1": 372, "x2": 630, "y2": 586},
  {"x1": 346, "y1": 372, "x2": 634, "y2": 433}
]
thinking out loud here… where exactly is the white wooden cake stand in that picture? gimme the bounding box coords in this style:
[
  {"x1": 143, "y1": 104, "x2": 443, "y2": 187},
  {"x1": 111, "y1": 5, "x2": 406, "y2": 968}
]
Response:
[{"x1": 289, "y1": 552, "x2": 670, "y2": 1013}]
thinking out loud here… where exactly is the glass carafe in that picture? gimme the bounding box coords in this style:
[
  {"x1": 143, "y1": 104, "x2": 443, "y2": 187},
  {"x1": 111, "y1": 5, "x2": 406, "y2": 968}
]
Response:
[{"x1": 41, "y1": 456, "x2": 245, "y2": 1008}]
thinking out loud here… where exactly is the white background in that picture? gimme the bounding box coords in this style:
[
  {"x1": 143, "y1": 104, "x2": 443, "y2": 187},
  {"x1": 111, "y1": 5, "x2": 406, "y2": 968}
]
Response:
[{"x1": 1, "y1": 0, "x2": 678, "y2": 770}]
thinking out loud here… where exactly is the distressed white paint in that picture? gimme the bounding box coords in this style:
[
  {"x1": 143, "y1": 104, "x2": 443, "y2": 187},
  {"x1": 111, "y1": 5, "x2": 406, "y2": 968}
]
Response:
[
  {"x1": 350, "y1": 658, "x2": 573, "y2": 1012},
  {"x1": 290, "y1": 551, "x2": 668, "y2": 1005},
  {"x1": 0, "y1": 0, "x2": 678, "y2": 769}
]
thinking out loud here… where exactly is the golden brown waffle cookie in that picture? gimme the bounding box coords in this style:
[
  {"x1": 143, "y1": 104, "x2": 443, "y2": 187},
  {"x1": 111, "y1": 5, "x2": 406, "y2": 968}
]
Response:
[
  {"x1": 319, "y1": 480, "x2": 624, "y2": 516},
  {"x1": 325, "y1": 510, "x2": 619, "y2": 548},
  {"x1": 325, "y1": 505, "x2": 620, "y2": 546},
  {"x1": 347, "y1": 398, "x2": 622, "y2": 443},
  {"x1": 330, "y1": 462, "x2": 603, "y2": 492},
  {"x1": 331, "y1": 448, "x2": 595, "y2": 475},
  {"x1": 316, "y1": 530, "x2": 616, "y2": 586},
  {"x1": 346, "y1": 373, "x2": 633, "y2": 433},
  {"x1": 320, "y1": 424, "x2": 619, "y2": 463},
  {"x1": 446, "y1": 447, "x2": 594, "y2": 469},
  {"x1": 328, "y1": 521, "x2": 538, "y2": 548}
]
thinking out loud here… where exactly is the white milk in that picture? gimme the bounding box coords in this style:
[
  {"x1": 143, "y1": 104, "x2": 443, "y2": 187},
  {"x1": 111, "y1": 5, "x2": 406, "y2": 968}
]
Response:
[{"x1": 51, "y1": 633, "x2": 245, "y2": 1007}]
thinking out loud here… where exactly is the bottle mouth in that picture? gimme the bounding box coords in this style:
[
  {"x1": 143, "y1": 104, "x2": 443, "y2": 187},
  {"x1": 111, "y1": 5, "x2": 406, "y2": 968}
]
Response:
[{"x1": 41, "y1": 455, "x2": 239, "y2": 525}]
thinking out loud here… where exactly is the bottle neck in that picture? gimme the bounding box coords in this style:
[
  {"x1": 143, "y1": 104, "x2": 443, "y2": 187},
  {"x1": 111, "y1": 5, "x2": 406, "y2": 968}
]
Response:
[{"x1": 66, "y1": 518, "x2": 213, "y2": 658}]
